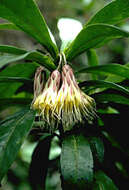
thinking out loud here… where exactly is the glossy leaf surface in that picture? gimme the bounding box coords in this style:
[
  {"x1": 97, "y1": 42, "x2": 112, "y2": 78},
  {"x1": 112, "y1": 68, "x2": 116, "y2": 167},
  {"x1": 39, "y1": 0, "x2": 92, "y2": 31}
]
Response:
[
  {"x1": 0, "y1": 108, "x2": 35, "y2": 183},
  {"x1": 0, "y1": 62, "x2": 37, "y2": 98},
  {"x1": 94, "y1": 93, "x2": 129, "y2": 106},
  {"x1": 0, "y1": 45, "x2": 55, "y2": 70},
  {"x1": 0, "y1": 0, "x2": 58, "y2": 58},
  {"x1": 77, "y1": 64, "x2": 129, "y2": 79},
  {"x1": 79, "y1": 80, "x2": 129, "y2": 95},
  {"x1": 65, "y1": 24, "x2": 129, "y2": 61},
  {"x1": 86, "y1": 0, "x2": 129, "y2": 26},
  {"x1": 61, "y1": 134, "x2": 93, "y2": 189}
]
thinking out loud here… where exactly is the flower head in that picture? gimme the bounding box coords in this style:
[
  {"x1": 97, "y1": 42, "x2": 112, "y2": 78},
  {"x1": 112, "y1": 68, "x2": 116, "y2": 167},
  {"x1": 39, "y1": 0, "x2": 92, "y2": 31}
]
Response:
[{"x1": 32, "y1": 64, "x2": 96, "y2": 131}]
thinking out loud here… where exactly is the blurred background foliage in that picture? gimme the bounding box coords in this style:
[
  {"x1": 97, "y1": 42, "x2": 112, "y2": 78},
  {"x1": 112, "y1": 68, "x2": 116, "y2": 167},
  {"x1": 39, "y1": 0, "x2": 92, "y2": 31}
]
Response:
[{"x1": 0, "y1": 0, "x2": 129, "y2": 189}]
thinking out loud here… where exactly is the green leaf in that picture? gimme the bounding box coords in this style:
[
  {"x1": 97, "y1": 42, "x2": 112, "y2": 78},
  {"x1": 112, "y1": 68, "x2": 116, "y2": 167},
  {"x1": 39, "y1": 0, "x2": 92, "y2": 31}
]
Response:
[
  {"x1": 0, "y1": 53, "x2": 31, "y2": 69},
  {"x1": 105, "y1": 63, "x2": 129, "y2": 83},
  {"x1": 102, "y1": 131, "x2": 123, "y2": 153},
  {"x1": 87, "y1": 49, "x2": 99, "y2": 67},
  {"x1": 0, "y1": 98, "x2": 32, "y2": 107},
  {"x1": 94, "y1": 93, "x2": 129, "y2": 106},
  {"x1": 0, "y1": 23, "x2": 19, "y2": 30},
  {"x1": 0, "y1": 77, "x2": 32, "y2": 84},
  {"x1": 86, "y1": 0, "x2": 129, "y2": 26},
  {"x1": 105, "y1": 74, "x2": 125, "y2": 83},
  {"x1": 0, "y1": 45, "x2": 56, "y2": 70},
  {"x1": 79, "y1": 80, "x2": 129, "y2": 95},
  {"x1": 60, "y1": 134, "x2": 93, "y2": 189},
  {"x1": 0, "y1": 45, "x2": 26, "y2": 54},
  {"x1": 88, "y1": 137, "x2": 104, "y2": 164},
  {"x1": 26, "y1": 51, "x2": 56, "y2": 70},
  {"x1": 29, "y1": 134, "x2": 53, "y2": 190},
  {"x1": 87, "y1": 49, "x2": 99, "y2": 80},
  {"x1": 0, "y1": 62, "x2": 37, "y2": 98},
  {"x1": 0, "y1": 107, "x2": 35, "y2": 183},
  {"x1": 0, "y1": 0, "x2": 58, "y2": 58},
  {"x1": 64, "y1": 24, "x2": 129, "y2": 61},
  {"x1": 93, "y1": 171, "x2": 118, "y2": 190},
  {"x1": 77, "y1": 64, "x2": 129, "y2": 79}
]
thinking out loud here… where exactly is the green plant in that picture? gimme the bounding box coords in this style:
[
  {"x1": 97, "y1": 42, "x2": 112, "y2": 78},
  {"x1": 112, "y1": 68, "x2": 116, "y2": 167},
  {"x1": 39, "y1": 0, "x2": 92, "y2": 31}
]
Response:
[{"x1": 0, "y1": 0, "x2": 129, "y2": 189}]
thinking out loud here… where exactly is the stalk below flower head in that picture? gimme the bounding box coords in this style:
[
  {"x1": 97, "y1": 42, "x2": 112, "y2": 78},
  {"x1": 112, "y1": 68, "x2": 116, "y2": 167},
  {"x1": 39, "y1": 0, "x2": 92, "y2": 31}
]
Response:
[{"x1": 32, "y1": 64, "x2": 96, "y2": 131}]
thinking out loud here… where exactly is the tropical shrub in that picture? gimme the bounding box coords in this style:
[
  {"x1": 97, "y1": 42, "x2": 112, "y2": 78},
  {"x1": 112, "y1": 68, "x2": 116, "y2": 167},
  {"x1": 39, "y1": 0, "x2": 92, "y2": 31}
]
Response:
[{"x1": 0, "y1": 0, "x2": 129, "y2": 189}]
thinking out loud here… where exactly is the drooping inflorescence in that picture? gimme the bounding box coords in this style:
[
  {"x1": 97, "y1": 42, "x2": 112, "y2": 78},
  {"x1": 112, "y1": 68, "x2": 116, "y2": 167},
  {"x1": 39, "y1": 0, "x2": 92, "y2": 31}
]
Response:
[{"x1": 32, "y1": 63, "x2": 96, "y2": 131}]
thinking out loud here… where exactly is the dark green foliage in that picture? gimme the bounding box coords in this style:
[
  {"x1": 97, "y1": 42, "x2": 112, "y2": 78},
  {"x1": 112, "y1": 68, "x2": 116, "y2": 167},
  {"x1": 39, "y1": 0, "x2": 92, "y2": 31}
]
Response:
[
  {"x1": 0, "y1": 45, "x2": 56, "y2": 70},
  {"x1": 65, "y1": 24, "x2": 129, "y2": 61},
  {"x1": 93, "y1": 171, "x2": 118, "y2": 190},
  {"x1": 0, "y1": 62, "x2": 37, "y2": 98},
  {"x1": 77, "y1": 64, "x2": 129, "y2": 79},
  {"x1": 87, "y1": 49, "x2": 99, "y2": 80},
  {"x1": 86, "y1": 0, "x2": 129, "y2": 26},
  {"x1": 29, "y1": 134, "x2": 53, "y2": 190},
  {"x1": 60, "y1": 134, "x2": 93, "y2": 190},
  {"x1": 88, "y1": 137, "x2": 104, "y2": 164},
  {"x1": 0, "y1": 107, "x2": 35, "y2": 183},
  {"x1": 0, "y1": 0, "x2": 58, "y2": 58},
  {"x1": 79, "y1": 80, "x2": 129, "y2": 96},
  {"x1": 94, "y1": 92, "x2": 129, "y2": 106}
]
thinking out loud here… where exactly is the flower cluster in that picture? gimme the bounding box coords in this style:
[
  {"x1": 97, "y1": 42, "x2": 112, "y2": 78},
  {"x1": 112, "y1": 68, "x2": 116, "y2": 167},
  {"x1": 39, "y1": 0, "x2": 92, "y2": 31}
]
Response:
[{"x1": 32, "y1": 64, "x2": 96, "y2": 131}]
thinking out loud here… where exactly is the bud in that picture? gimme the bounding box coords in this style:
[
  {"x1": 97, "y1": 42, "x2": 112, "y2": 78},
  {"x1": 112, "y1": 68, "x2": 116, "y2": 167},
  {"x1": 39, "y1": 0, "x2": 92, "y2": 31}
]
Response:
[{"x1": 32, "y1": 66, "x2": 46, "y2": 103}]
